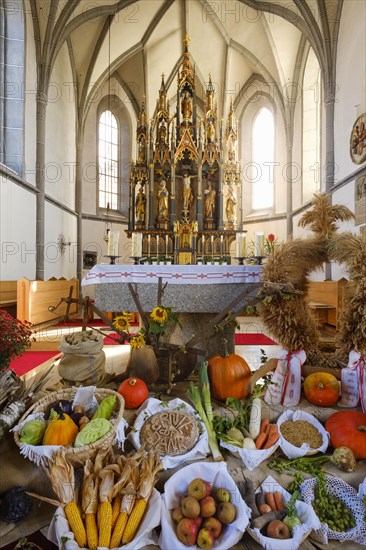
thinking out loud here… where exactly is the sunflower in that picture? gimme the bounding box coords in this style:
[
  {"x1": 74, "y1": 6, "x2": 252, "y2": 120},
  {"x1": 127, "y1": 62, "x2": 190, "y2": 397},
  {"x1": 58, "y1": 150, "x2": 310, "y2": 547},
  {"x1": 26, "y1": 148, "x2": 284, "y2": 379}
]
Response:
[
  {"x1": 129, "y1": 333, "x2": 146, "y2": 349},
  {"x1": 113, "y1": 312, "x2": 131, "y2": 331},
  {"x1": 150, "y1": 306, "x2": 169, "y2": 325}
]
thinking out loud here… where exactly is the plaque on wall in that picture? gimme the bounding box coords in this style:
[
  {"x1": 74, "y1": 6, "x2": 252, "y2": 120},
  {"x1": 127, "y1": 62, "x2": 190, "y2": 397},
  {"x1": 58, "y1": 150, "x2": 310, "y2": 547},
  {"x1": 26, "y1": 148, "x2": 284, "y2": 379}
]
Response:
[
  {"x1": 355, "y1": 175, "x2": 366, "y2": 225},
  {"x1": 350, "y1": 113, "x2": 366, "y2": 165}
]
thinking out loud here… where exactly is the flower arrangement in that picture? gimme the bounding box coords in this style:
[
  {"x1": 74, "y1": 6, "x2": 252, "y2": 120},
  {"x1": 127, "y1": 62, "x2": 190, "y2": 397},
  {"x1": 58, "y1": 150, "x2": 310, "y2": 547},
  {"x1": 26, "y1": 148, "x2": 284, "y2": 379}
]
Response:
[
  {"x1": 0, "y1": 310, "x2": 34, "y2": 370},
  {"x1": 113, "y1": 306, "x2": 181, "y2": 350},
  {"x1": 265, "y1": 233, "x2": 279, "y2": 255}
]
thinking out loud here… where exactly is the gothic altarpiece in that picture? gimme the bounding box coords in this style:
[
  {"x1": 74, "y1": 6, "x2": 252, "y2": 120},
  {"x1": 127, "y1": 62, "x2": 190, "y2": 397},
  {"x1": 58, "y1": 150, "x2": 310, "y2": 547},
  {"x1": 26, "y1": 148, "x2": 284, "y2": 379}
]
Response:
[{"x1": 128, "y1": 36, "x2": 242, "y2": 265}]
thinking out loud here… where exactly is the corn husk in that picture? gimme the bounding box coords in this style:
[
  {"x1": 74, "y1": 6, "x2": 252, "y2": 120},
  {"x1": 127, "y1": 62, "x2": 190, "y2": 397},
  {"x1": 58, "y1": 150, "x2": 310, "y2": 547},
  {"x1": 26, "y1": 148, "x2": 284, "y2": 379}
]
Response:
[{"x1": 137, "y1": 451, "x2": 163, "y2": 503}]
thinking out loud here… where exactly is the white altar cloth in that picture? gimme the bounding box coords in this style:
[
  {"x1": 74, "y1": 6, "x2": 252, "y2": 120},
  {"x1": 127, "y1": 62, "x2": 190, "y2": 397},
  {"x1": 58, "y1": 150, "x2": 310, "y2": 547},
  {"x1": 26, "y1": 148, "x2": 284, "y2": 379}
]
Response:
[{"x1": 81, "y1": 264, "x2": 263, "y2": 286}]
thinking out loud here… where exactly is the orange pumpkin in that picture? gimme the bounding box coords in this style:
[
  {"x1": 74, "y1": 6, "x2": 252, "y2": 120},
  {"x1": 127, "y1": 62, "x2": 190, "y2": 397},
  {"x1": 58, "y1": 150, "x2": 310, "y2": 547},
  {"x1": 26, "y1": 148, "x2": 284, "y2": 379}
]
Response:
[
  {"x1": 118, "y1": 377, "x2": 148, "y2": 409},
  {"x1": 208, "y1": 353, "x2": 251, "y2": 401},
  {"x1": 325, "y1": 411, "x2": 366, "y2": 459},
  {"x1": 303, "y1": 372, "x2": 340, "y2": 407}
]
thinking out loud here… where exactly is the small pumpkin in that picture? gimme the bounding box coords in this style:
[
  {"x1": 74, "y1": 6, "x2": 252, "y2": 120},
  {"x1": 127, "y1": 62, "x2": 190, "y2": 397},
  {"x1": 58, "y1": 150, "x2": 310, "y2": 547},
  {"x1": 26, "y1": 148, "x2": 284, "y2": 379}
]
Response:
[
  {"x1": 303, "y1": 372, "x2": 340, "y2": 407},
  {"x1": 208, "y1": 352, "x2": 251, "y2": 401},
  {"x1": 42, "y1": 412, "x2": 79, "y2": 446},
  {"x1": 325, "y1": 410, "x2": 366, "y2": 459},
  {"x1": 118, "y1": 377, "x2": 148, "y2": 409}
]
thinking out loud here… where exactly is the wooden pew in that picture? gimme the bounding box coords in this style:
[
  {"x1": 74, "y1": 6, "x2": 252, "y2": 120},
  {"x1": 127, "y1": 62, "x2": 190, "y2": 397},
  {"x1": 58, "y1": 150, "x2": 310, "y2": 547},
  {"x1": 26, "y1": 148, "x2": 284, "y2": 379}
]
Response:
[
  {"x1": 17, "y1": 277, "x2": 79, "y2": 326},
  {"x1": 305, "y1": 278, "x2": 353, "y2": 332},
  {"x1": 0, "y1": 281, "x2": 17, "y2": 316}
]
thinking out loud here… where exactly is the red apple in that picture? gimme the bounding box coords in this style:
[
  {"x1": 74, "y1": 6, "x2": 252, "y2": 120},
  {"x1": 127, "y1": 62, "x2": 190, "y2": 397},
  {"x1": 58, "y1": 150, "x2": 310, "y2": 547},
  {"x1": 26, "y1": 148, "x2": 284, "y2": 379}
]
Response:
[
  {"x1": 177, "y1": 518, "x2": 199, "y2": 546},
  {"x1": 266, "y1": 519, "x2": 291, "y2": 539},
  {"x1": 181, "y1": 495, "x2": 200, "y2": 518},
  {"x1": 188, "y1": 478, "x2": 210, "y2": 500},
  {"x1": 197, "y1": 527, "x2": 215, "y2": 549},
  {"x1": 172, "y1": 506, "x2": 184, "y2": 523},
  {"x1": 200, "y1": 495, "x2": 216, "y2": 518},
  {"x1": 193, "y1": 516, "x2": 203, "y2": 529},
  {"x1": 203, "y1": 517, "x2": 222, "y2": 539}
]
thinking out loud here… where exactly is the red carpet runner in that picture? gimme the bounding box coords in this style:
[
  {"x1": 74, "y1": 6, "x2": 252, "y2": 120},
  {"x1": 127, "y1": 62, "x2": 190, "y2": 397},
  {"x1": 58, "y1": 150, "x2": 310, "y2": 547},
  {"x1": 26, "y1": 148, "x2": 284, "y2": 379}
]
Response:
[{"x1": 9, "y1": 351, "x2": 62, "y2": 377}]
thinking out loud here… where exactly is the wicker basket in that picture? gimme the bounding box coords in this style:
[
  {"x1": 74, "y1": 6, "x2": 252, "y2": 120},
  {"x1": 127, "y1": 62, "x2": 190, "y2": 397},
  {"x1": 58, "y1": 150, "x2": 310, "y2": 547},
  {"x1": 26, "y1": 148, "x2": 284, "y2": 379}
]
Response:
[{"x1": 14, "y1": 387, "x2": 125, "y2": 467}]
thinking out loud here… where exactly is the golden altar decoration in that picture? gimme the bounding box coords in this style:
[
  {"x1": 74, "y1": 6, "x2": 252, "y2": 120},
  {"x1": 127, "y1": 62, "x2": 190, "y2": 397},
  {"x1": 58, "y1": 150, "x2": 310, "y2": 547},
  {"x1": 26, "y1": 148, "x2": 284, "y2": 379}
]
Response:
[{"x1": 127, "y1": 34, "x2": 241, "y2": 263}]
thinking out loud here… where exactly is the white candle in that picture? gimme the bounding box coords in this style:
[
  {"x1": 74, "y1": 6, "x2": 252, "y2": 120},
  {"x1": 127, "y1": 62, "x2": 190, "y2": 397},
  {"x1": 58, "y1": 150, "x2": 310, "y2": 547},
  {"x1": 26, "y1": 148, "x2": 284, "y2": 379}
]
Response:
[
  {"x1": 107, "y1": 231, "x2": 120, "y2": 256},
  {"x1": 156, "y1": 234, "x2": 160, "y2": 255},
  {"x1": 241, "y1": 235, "x2": 247, "y2": 256},
  {"x1": 148, "y1": 234, "x2": 151, "y2": 256},
  {"x1": 254, "y1": 232, "x2": 264, "y2": 256},
  {"x1": 165, "y1": 235, "x2": 168, "y2": 255},
  {"x1": 202, "y1": 235, "x2": 205, "y2": 254},
  {"x1": 132, "y1": 232, "x2": 142, "y2": 256},
  {"x1": 220, "y1": 235, "x2": 223, "y2": 255},
  {"x1": 211, "y1": 235, "x2": 214, "y2": 255}
]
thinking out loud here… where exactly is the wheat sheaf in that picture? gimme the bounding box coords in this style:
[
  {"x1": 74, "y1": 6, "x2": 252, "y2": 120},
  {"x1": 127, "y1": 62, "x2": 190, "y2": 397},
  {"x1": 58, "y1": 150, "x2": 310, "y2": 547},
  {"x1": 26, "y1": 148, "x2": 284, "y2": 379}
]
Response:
[{"x1": 257, "y1": 193, "x2": 366, "y2": 369}]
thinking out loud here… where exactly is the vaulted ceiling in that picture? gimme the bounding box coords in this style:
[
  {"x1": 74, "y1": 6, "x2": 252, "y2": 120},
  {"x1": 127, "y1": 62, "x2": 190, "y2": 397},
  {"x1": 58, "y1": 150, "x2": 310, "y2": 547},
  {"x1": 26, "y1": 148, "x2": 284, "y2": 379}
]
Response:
[{"x1": 31, "y1": 0, "x2": 343, "y2": 123}]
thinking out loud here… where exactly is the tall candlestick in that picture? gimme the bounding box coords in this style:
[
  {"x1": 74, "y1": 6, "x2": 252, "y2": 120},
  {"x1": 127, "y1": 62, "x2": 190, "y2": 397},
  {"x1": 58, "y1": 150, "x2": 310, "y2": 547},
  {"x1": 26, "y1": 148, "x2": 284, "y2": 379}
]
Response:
[
  {"x1": 220, "y1": 235, "x2": 223, "y2": 256},
  {"x1": 202, "y1": 235, "x2": 205, "y2": 254},
  {"x1": 156, "y1": 234, "x2": 160, "y2": 255},
  {"x1": 254, "y1": 232, "x2": 265, "y2": 256},
  {"x1": 147, "y1": 234, "x2": 151, "y2": 257},
  {"x1": 211, "y1": 235, "x2": 214, "y2": 256},
  {"x1": 131, "y1": 232, "x2": 142, "y2": 257},
  {"x1": 165, "y1": 235, "x2": 168, "y2": 255}
]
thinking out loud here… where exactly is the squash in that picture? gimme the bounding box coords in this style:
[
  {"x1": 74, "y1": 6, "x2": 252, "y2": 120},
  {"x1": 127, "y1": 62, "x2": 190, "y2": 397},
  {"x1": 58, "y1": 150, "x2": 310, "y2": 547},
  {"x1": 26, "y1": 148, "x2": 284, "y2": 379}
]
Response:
[
  {"x1": 303, "y1": 372, "x2": 340, "y2": 407},
  {"x1": 42, "y1": 411, "x2": 79, "y2": 446},
  {"x1": 208, "y1": 352, "x2": 251, "y2": 401},
  {"x1": 325, "y1": 411, "x2": 366, "y2": 459},
  {"x1": 118, "y1": 377, "x2": 148, "y2": 409}
]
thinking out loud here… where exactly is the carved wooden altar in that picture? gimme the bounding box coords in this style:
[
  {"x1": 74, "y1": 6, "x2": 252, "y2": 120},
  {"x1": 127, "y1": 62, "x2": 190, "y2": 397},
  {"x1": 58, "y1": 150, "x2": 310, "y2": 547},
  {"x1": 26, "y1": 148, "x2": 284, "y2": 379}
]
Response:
[{"x1": 127, "y1": 34, "x2": 242, "y2": 264}]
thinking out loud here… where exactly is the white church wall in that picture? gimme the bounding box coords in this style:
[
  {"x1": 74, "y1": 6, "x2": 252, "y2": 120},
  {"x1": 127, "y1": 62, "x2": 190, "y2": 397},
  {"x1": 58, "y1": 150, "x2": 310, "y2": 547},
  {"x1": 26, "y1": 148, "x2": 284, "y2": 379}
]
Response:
[
  {"x1": 0, "y1": 176, "x2": 36, "y2": 279},
  {"x1": 45, "y1": 43, "x2": 76, "y2": 209},
  {"x1": 43, "y1": 202, "x2": 77, "y2": 281}
]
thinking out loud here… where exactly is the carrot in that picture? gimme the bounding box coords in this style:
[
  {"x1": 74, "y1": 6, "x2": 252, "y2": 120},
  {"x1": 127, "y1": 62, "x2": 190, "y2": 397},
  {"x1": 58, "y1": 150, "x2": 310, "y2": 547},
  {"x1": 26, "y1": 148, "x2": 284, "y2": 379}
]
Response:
[
  {"x1": 273, "y1": 491, "x2": 284, "y2": 511},
  {"x1": 260, "y1": 418, "x2": 269, "y2": 434},
  {"x1": 265, "y1": 492, "x2": 277, "y2": 511},
  {"x1": 255, "y1": 432, "x2": 267, "y2": 449},
  {"x1": 263, "y1": 432, "x2": 280, "y2": 449}
]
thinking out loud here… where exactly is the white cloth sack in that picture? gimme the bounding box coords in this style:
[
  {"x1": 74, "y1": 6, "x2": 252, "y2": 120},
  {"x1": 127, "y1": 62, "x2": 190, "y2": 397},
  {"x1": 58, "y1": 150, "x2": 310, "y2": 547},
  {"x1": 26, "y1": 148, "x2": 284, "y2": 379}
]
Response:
[
  {"x1": 46, "y1": 488, "x2": 161, "y2": 549},
  {"x1": 247, "y1": 475, "x2": 321, "y2": 550},
  {"x1": 128, "y1": 397, "x2": 209, "y2": 469},
  {"x1": 339, "y1": 351, "x2": 366, "y2": 412},
  {"x1": 264, "y1": 349, "x2": 306, "y2": 407},
  {"x1": 300, "y1": 475, "x2": 366, "y2": 544},
  {"x1": 159, "y1": 461, "x2": 250, "y2": 550},
  {"x1": 219, "y1": 439, "x2": 279, "y2": 471},
  {"x1": 277, "y1": 409, "x2": 329, "y2": 459},
  {"x1": 12, "y1": 386, "x2": 127, "y2": 466}
]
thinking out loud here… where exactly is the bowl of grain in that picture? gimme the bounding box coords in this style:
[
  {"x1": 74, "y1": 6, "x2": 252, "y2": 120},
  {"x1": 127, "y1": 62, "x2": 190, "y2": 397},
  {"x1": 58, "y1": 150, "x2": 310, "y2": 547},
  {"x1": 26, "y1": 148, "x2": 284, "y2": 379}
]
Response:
[{"x1": 277, "y1": 409, "x2": 329, "y2": 458}]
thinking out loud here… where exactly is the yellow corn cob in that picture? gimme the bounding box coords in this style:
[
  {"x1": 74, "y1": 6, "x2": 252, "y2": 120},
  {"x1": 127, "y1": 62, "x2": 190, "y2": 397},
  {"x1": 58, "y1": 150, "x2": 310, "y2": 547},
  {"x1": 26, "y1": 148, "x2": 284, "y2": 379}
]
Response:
[
  {"x1": 64, "y1": 501, "x2": 87, "y2": 549},
  {"x1": 110, "y1": 511, "x2": 128, "y2": 549},
  {"x1": 98, "y1": 501, "x2": 112, "y2": 548},
  {"x1": 111, "y1": 494, "x2": 123, "y2": 528},
  {"x1": 121, "y1": 498, "x2": 147, "y2": 544},
  {"x1": 97, "y1": 501, "x2": 102, "y2": 529},
  {"x1": 85, "y1": 513, "x2": 98, "y2": 550}
]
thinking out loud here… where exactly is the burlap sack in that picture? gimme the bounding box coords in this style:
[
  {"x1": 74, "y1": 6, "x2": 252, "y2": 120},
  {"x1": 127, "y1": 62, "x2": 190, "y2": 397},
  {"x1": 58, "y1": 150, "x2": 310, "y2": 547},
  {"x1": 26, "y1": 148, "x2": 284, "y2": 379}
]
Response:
[{"x1": 58, "y1": 331, "x2": 106, "y2": 386}]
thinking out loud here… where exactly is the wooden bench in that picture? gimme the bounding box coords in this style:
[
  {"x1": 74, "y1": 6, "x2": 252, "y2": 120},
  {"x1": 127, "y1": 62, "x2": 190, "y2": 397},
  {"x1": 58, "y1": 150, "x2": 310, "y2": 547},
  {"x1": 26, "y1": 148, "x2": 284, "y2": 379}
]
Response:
[
  {"x1": 0, "y1": 281, "x2": 17, "y2": 316},
  {"x1": 17, "y1": 277, "x2": 79, "y2": 326},
  {"x1": 306, "y1": 278, "x2": 354, "y2": 332}
]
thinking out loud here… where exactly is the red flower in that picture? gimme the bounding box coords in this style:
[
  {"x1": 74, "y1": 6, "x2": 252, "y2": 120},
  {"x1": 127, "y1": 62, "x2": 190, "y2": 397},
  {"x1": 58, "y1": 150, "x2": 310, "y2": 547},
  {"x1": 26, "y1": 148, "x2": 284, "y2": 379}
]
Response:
[
  {"x1": 267, "y1": 233, "x2": 276, "y2": 243},
  {"x1": 0, "y1": 310, "x2": 34, "y2": 370}
]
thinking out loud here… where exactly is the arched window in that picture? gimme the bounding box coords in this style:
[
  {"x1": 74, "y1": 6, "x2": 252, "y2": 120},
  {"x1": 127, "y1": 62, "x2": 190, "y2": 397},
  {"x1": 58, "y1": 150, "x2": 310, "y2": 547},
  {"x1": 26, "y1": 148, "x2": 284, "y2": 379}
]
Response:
[
  {"x1": 252, "y1": 107, "x2": 275, "y2": 210},
  {"x1": 302, "y1": 48, "x2": 321, "y2": 202},
  {"x1": 0, "y1": 0, "x2": 25, "y2": 176},
  {"x1": 98, "y1": 109, "x2": 119, "y2": 209}
]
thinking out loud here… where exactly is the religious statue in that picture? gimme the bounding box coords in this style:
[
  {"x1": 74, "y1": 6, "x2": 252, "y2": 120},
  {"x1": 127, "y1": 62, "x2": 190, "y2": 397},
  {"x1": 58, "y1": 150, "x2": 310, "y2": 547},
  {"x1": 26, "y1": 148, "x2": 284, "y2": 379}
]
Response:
[
  {"x1": 181, "y1": 91, "x2": 192, "y2": 121},
  {"x1": 135, "y1": 184, "x2": 146, "y2": 223},
  {"x1": 158, "y1": 121, "x2": 167, "y2": 143},
  {"x1": 176, "y1": 172, "x2": 194, "y2": 211},
  {"x1": 157, "y1": 179, "x2": 169, "y2": 219},
  {"x1": 207, "y1": 121, "x2": 215, "y2": 142},
  {"x1": 226, "y1": 184, "x2": 237, "y2": 223},
  {"x1": 204, "y1": 178, "x2": 216, "y2": 219},
  {"x1": 137, "y1": 136, "x2": 146, "y2": 163}
]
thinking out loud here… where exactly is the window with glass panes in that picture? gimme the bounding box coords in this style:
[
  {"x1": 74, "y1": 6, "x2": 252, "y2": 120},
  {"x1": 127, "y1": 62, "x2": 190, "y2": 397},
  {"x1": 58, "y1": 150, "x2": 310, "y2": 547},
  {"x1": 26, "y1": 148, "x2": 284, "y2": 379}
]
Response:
[{"x1": 98, "y1": 110, "x2": 119, "y2": 209}]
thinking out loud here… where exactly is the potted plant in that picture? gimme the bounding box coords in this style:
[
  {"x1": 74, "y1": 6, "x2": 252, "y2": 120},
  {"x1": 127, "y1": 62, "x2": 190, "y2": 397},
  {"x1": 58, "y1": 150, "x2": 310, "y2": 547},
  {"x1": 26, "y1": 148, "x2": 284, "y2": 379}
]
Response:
[
  {"x1": 0, "y1": 310, "x2": 34, "y2": 371},
  {"x1": 204, "y1": 255, "x2": 213, "y2": 265}
]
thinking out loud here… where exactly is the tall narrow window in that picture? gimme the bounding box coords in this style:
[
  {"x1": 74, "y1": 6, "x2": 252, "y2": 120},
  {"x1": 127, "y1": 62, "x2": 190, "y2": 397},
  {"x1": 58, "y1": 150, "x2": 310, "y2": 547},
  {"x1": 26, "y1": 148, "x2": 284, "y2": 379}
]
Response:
[
  {"x1": 302, "y1": 49, "x2": 321, "y2": 202},
  {"x1": 98, "y1": 110, "x2": 119, "y2": 209},
  {"x1": 0, "y1": 0, "x2": 25, "y2": 176},
  {"x1": 252, "y1": 108, "x2": 274, "y2": 210}
]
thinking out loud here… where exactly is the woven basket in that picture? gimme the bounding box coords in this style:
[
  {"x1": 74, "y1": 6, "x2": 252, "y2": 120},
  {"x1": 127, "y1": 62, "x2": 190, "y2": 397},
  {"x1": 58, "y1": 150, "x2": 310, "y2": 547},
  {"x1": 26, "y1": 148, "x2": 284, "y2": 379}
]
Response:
[{"x1": 14, "y1": 387, "x2": 124, "y2": 467}]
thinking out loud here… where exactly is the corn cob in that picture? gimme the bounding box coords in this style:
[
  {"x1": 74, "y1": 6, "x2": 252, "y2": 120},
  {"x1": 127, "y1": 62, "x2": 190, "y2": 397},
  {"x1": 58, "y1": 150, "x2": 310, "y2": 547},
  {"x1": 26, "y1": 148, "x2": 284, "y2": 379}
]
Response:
[
  {"x1": 64, "y1": 501, "x2": 87, "y2": 548},
  {"x1": 121, "y1": 498, "x2": 147, "y2": 544},
  {"x1": 111, "y1": 494, "x2": 122, "y2": 527},
  {"x1": 85, "y1": 512, "x2": 98, "y2": 550},
  {"x1": 98, "y1": 500, "x2": 112, "y2": 548},
  {"x1": 110, "y1": 510, "x2": 128, "y2": 548}
]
